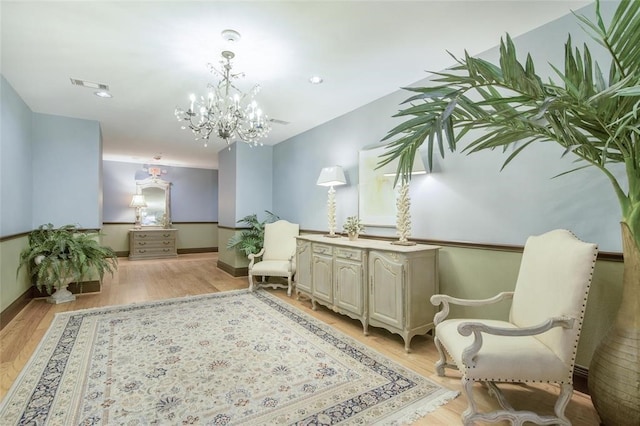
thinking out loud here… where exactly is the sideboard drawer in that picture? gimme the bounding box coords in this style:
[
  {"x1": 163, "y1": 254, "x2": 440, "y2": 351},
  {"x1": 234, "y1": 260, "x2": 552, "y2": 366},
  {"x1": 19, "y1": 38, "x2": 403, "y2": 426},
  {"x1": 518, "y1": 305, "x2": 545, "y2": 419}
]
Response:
[
  {"x1": 335, "y1": 247, "x2": 362, "y2": 261},
  {"x1": 129, "y1": 229, "x2": 177, "y2": 260},
  {"x1": 131, "y1": 239, "x2": 175, "y2": 249},
  {"x1": 130, "y1": 247, "x2": 177, "y2": 258},
  {"x1": 313, "y1": 243, "x2": 333, "y2": 256},
  {"x1": 132, "y1": 231, "x2": 176, "y2": 241}
]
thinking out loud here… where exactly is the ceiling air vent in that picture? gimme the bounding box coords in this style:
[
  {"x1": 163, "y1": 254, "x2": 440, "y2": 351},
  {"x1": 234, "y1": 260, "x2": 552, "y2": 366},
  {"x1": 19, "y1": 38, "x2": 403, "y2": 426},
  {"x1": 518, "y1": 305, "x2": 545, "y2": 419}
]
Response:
[
  {"x1": 70, "y1": 78, "x2": 109, "y2": 91},
  {"x1": 269, "y1": 118, "x2": 290, "y2": 126}
]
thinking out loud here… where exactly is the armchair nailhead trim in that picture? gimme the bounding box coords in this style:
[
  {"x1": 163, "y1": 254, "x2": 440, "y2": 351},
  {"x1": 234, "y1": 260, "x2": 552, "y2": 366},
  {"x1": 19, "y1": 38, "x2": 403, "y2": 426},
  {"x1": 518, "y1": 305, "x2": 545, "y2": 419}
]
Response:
[{"x1": 439, "y1": 232, "x2": 597, "y2": 400}]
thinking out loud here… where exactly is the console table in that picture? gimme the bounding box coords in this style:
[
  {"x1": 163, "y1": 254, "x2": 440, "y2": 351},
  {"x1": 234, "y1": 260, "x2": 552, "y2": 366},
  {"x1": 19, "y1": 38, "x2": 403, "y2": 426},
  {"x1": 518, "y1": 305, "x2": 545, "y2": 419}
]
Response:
[
  {"x1": 295, "y1": 234, "x2": 440, "y2": 352},
  {"x1": 129, "y1": 228, "x2": 178, "y2": 260}
]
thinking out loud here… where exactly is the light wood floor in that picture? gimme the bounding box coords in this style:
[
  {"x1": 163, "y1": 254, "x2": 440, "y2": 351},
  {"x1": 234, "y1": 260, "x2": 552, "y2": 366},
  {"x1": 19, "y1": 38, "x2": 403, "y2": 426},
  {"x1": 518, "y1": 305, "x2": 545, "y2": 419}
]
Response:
[{"x1": 0, "y1": 253, "x2": 600, "y2": 425}]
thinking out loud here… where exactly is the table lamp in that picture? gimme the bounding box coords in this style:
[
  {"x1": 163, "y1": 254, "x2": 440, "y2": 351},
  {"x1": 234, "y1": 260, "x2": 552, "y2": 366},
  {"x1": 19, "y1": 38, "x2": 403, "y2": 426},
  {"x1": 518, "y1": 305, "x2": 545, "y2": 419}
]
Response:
[
  {"x1": 316, "y1": 166, "x2": 347, "y2": 237},
  {"x1": 129, "y1": 194, "x2": 147, "y2": 229}
]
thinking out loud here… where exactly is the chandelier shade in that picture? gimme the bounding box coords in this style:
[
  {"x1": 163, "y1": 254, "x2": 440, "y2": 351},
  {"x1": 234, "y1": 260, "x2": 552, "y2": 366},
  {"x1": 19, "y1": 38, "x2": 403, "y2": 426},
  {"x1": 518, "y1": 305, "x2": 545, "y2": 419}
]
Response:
[{"x1": 175, "y1": 50, "x2": 271, "y2": 147}]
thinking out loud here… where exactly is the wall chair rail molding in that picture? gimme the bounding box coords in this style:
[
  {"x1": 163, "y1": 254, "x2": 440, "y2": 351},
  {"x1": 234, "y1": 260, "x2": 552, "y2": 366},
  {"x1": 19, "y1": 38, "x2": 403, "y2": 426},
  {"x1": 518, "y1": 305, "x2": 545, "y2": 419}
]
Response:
[
  {"x1": 0, "y1": 231, "x2": 31, "y2": 242},
  {"x1": 297, "y1": 229, "x2": 622, "y2": 261}
]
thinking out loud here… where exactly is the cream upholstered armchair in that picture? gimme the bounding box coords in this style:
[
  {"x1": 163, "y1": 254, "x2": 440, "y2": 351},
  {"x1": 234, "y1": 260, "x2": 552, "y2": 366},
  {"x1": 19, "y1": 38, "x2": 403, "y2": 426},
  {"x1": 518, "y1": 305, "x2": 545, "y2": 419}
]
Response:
[
  {"x1": 248, "y1": 220, "x2": 300, "y2": 297},
  {"x1": 430, "y1": 229, "x2": 597, "y2": 425}
]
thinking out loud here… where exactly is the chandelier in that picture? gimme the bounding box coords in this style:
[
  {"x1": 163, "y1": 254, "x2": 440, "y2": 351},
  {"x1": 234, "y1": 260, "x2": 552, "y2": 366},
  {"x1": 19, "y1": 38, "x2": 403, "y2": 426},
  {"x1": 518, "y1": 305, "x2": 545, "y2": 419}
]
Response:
[{"x1": 175, "y1": 50, "x2": 271, "y2": 147}]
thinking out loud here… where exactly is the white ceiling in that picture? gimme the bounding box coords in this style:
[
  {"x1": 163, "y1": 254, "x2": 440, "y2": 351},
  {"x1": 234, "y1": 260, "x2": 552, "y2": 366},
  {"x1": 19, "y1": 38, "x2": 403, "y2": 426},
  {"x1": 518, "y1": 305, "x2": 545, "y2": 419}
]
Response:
[{"x1": 1, "y1": 1, "x2": 591, "y2": 170}]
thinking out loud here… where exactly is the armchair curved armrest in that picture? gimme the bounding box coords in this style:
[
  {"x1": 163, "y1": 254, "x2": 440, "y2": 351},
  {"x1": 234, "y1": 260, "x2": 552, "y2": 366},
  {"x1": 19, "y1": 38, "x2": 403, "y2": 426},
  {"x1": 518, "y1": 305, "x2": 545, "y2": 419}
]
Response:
[
  {"x1": 457, "y1": 316, "x2": 576, "y2": 367},
  {"x1": 430, "y1": 292, "x2": 514, "y2": 326},
  {"x1": 248, "y1": 248, "x2": 265, "y2": 269}
]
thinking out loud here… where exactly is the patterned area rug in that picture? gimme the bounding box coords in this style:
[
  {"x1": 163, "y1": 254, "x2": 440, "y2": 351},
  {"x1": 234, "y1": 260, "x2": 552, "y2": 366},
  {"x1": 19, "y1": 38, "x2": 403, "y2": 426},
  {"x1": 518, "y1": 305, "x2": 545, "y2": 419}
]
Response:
[{"x1": 0, "y1": 290, "x2": 458, "y2": 425}]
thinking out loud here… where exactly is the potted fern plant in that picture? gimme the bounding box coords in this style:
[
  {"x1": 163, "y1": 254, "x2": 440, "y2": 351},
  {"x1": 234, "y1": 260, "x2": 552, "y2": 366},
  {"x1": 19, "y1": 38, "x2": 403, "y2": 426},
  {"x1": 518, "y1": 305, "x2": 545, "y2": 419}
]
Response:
[
  {"x1": 380, "y1": 1, "x2": 639, "y2": 424},
  {"x1": 18, "y1": 224, "x2": 118, "y2": 304}
]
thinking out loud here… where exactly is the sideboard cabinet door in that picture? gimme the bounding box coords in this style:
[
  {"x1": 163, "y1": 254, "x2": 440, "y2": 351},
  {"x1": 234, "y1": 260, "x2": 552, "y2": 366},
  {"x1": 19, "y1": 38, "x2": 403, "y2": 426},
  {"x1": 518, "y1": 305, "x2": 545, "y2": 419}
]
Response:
[
  {"x1": 369, "y1": 251, "x2": 404, "y2": 331},
  {"x1": 295, "y1": 239, "x2": 313, "y2": 297},
  {"x1": 312, "y1": 244, "x2": 333, "y2": 304},
  {"x1": 334, "y1": 247, "x2": 365, "y2": 316},
  {"x1": 369, "y1": 248, "x2": 440, "y2": 352}
]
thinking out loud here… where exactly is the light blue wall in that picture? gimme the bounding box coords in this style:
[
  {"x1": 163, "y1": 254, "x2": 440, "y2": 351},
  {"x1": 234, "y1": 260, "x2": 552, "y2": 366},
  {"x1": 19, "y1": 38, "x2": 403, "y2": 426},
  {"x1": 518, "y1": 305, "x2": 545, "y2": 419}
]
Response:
[
  {"x1": 31, "y1": 113, "x2": 102, "y2": 229},
  {"x1": 273, "y1": 90, "x2": 405, "y2": 230},
  {"x1": 218, "y1": 142, "x2": 274, "y2": 226},
  {"x1": 218, "y1": 145, "x2": 237, "y2": 227},
  {"x1": 103, "y1": 161, "x2": 139, "y2": 222},
  {"x1": 1, "y1": 76, "x2": 103, "y2": 236},
  {"x1": 236, "y1": 142, "x2": 273, "y2": 221},
  {"x1": 273, "y1": 2, "x2": 625, "y2": 252},
  {"x1": 1, "y1": 76, "x2": 33, "y2": 236},
  {"x1": 103, "y1": 160, "x2": 218, "y2": 223},
  {"x1": 171, "y1": 166, "x2": 218, "y2": 222}
]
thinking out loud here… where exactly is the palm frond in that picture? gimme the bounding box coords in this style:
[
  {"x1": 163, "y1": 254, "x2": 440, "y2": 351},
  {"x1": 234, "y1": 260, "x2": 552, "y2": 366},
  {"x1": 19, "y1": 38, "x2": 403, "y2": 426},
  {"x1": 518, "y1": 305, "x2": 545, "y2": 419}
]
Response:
[{"x1": 226, "y1": 210, "x2": 280, "y2": 255}]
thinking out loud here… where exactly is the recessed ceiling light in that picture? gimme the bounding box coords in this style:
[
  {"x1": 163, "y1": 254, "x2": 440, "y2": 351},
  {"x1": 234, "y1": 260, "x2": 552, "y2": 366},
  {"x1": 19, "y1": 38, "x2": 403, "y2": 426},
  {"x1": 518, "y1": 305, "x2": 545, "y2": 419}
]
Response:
[
  {"x1": 94, "y1": 91, "x2": 112, "y2": 98},
  {"x1": 309, "y1": 75, "x2": 324, "y2": 84}
]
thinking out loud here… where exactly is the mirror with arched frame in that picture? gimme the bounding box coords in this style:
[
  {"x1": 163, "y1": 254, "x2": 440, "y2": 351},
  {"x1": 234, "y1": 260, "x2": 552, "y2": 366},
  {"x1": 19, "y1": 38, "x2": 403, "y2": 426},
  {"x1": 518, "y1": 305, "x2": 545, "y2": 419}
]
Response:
[{"x1": 136, "y1": 177, "x2": 171, "y2": 228}]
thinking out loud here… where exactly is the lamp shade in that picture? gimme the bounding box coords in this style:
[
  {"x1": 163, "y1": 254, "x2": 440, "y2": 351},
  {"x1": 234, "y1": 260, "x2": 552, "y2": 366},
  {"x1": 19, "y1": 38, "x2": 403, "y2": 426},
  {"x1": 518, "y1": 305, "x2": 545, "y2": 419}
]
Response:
[
  {"x1": 129, "y1": 194, "x2": 147, "y2": 208},
  {"x1": 316, "y1": 166, "x2": 347, "y2": 187}
]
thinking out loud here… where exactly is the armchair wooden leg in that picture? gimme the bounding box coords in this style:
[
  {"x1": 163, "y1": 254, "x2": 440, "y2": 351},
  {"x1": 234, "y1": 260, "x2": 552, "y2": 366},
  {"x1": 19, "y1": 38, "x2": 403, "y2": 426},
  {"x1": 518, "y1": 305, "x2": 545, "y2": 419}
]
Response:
[
  {"x1": 434, "y1": 336, "x2": 448, "y2": 376},
  {"x1": 467, "y1": 381, "x2": 573, "y2": 426},
  {"x1": 554, "y1": 383, "x2": 573, "y2": 426},
  {"x1": 248, "y1": 273, "x2": 255, "y2": 291},
  {"x1": 461, "y1": 378, "x2": 479, "y2": 426},
  {"x1": 287, "y1": 274, "x2": 292, "y2": 297}
]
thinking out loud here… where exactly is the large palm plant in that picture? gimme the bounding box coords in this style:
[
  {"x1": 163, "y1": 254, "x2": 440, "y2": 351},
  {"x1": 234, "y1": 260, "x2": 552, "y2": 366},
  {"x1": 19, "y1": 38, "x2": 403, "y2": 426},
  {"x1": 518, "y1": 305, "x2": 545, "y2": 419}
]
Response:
[
  {"x1": 380, "y1": 1, "x2": 639, "y2": 424},
  {"x1": 383, "y1": 0, "x2": 639, "y2": 246},
  {"x1": 226, "y1": 210, "x2": 280, "y2": 256}
]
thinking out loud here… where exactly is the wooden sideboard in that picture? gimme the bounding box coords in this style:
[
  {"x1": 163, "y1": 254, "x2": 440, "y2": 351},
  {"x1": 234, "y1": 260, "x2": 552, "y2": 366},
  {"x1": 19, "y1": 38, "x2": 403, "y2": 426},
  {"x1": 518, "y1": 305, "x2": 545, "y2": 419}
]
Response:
[
  {"x1": 295, "y1": 234, "x2": 440, "y2": 352},
  {"x1": 129, "y1": 228, "x2": 178, "y2": 260}
]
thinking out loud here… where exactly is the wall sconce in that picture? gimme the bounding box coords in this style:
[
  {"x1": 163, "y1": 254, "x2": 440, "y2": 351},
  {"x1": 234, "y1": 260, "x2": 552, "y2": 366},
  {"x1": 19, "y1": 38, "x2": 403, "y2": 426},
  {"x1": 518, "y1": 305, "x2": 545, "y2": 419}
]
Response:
[
  {"x1": 129, "y1": 194, "x2": 147, "y2": 229},
  {"x1": 383, "y1": 154, "x2": 426, "y2": 245},
  {"x1": 317, "y1": 166, "x2": 347, "y2": 237}
]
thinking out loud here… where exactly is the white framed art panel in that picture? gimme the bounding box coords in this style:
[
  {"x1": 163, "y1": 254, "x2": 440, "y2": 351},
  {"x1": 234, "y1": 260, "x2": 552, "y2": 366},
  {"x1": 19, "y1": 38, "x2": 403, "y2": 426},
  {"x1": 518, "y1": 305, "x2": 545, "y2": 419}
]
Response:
[{"x1": 358, "y1": 146, "x2": 397, "y2": 226}]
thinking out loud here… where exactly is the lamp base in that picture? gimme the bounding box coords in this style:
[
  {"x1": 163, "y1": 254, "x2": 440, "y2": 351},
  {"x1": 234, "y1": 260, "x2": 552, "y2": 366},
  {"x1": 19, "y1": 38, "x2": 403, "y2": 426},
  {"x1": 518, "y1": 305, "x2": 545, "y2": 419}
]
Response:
[
  {"x1": 324, "y1": 234, "x2": 342, "y2": 238},
  {"x1": 391, "y1": 240, "x2": 416, "y2": 246}
]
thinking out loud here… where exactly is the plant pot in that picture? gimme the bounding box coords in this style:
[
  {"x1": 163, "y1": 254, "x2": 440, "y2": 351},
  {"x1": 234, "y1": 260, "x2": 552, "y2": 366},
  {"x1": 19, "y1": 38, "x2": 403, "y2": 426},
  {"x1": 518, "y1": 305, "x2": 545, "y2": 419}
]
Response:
[
  {"x1": 348, "y1": 233, "x2": 359, "y2": 241},
  {"x1": 46, "y1": 283, "x2": 76, "y2": 304},
  {"x1": 588, "y1": 223, "x2": 640, "y2": 425}
]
